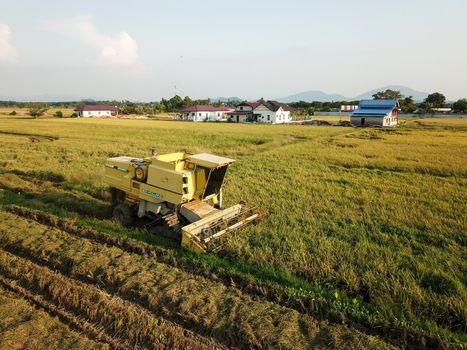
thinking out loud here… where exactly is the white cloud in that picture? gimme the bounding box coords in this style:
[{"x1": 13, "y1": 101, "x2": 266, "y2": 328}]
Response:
[
  {"x1": 43, "y1": 16, "x2": 139, "y2": 65},
  {"x1": 0, "y1": 24, "x2": 18, "y2": 63}
]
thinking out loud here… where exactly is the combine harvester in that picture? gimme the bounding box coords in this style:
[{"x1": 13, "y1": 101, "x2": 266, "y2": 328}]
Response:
[{"x1": 104, "y1": 151, "x2": 262, "y2": 253}]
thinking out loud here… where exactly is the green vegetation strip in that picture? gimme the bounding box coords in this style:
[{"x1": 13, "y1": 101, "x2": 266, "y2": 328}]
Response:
[
  {"x1": 5, "y1": 205, "x2": 465, "y2": 349},
  {"x1": 0, "y1": 249, "x2": 219, "y2": 350}
]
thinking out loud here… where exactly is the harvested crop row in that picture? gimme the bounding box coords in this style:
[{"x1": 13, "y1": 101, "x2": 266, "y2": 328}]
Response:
[
  {"x1": 0, "y1": 249, "x2": 222, "y2": 350},
  {"x1": 0, "y1": 285, "x2": 106, "y2": 350},
  {"x1": 4, "y1": 205, "x2": 458, "y2": 349},
  {"x1": 0, "y1": 210, "x2": 394, "y2": 349},
  {"x1": 0, "y1": 273, "x2": 119, "y2": 350}
]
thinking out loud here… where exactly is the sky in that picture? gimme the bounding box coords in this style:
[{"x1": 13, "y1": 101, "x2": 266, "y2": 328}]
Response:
[{"x1": 0, "y1": 0, "x2": 466, "y2": 101}]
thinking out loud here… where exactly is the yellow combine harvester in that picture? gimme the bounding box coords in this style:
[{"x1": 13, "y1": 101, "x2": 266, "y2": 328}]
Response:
[{"x1": 104, "y1": 151, "x2": 261, "y2": 253}]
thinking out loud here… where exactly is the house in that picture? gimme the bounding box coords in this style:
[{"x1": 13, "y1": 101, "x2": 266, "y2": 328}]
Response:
[
  {"x1": 179, "y1": 105, "x2": 234, "y2": 122},
  {"x1": 351, "y1": 99, "x2": 399, "y2": 127},
  {"x1": 75, "y1": 105, "x2": 118, "y2": 118},
  {"x1": 340, "y1": 105, "x2": 358, "y2": 113},
  {"x1": 226, "y1": 100, "x2": 293, "y2": 124},
  {"x1": 433, "y1": 107, "x2": 452, "y2": 114},
  {"x1": 225, "y1": 101, "x2": 260, "y2": 122}
]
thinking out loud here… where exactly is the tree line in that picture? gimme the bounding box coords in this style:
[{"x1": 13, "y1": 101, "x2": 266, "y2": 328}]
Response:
[
  {"x1": 1, "y1": 90, "x2": 466, "y2": 117},
  {"x1": 290, "y1": 90, "x2": 467, "y2": 115},
  {"x1": 0, "y1": 95, "x2": 237, "y2": 117}
]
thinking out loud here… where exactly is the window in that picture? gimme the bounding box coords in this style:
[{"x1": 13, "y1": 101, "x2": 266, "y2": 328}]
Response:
[
  {"x1": 267, "y1": 115, "x2": 270, "y2": 121},
  {"x1": 199, "y1": 113, "x2": 202, "y2": 116},
  {"x1": 192, "y1": 112, "x2": 195, "y2": 116}
]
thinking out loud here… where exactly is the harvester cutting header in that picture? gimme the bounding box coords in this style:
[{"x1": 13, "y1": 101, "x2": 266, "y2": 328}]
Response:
[{"x1": 104, "y1": 150, "x2": 261, "y2": 253}]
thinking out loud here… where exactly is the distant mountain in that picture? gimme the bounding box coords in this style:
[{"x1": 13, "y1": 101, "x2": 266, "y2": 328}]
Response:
[
  {"x1": 277, "y1": 90, "x2": 348, "y2": 103},
  {"x1": 0, "y1": 94, "x2": 99, "y2": 102},
  {"x1": 353, "y1": 85, "x2": 429, "y2": 102},
  {"x1": 210, "y1": 96, "x2": 243, "y2": 103}
]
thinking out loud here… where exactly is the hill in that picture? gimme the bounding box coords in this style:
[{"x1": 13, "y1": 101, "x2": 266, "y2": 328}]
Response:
[
  {"x1": 353, "y1": 85, "x2": 429, "y2": 101},
  {"x1": 277, "y1": 90, "x2": 348, "y2": 103},
  {"x1": 277, "y1": 85, "x2": 430, "y2": 103},
  {"x1": 210, "y1": 96, "x2": 243, "y2": 103}
]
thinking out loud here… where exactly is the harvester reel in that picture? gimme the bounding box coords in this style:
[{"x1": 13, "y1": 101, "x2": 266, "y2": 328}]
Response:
[{"x1": 149, "y1": 212, "x2": 182, "y2": 241}]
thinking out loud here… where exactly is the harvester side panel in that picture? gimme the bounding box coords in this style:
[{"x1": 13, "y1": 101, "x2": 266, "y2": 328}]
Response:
[{"x1": 147, "y1": 165, "x2": 186, "y2": 195}]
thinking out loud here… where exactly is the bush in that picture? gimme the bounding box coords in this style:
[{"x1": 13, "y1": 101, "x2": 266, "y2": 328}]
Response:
[
  {"x1": 71, "y1": 112, "x2": 78, "y2": 118},
  {"x1": 9, "y1": 110, "x2": 17, "y2": 115},
  {"x1": 55, "y1": 110, "x2": 63, "y2": 118},
  {"x1": 28, "y1": 103, "x2": 48, "y2": 118}
]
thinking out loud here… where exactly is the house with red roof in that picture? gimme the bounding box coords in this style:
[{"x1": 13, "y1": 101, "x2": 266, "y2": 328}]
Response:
[
  {"x1": 74, "y1": 104, "x2": 118, "y2": 118},
  {"x1": 179, "y1": 105, "x2": 234, "y2": 122},
  {"x1": 226, "y1": 100, "x2": 293, "y2": 124}
]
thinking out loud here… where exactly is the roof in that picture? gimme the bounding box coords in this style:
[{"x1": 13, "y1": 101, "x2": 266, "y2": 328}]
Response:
[
  {"x1": 351, "y1": 108, "x2": 394, "y2": 116},
  {"x1": 225, "y1": 110, "x2": 252, "y2": 115},
  {"x1": 237, "y1": 101, "x2": 261, "y2": 109},
  {"x1": 358, "y1": 99, "x2": 398, "y2": 109},
  {"x1": 351, "y1": 99, "x2": 398, "y2": 117},
  {"x1": 258, "y1": 100, "x2": 293, "y2": 112},
  {"x1": 75, "y1": 104, "x2": 118, "y2": 112},
  {"x1": 179, "y1": 105, "x2": 233, "y2": 113},
  {"x1": 236, "y1": 100, "x2": 292, "y2": 112},
  {"x1": 187, "y1": 153, "x2": 235, "y2": 168}
]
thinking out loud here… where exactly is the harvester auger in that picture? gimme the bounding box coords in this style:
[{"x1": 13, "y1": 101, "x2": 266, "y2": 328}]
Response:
[{"x1": 105, "y1": 151, "x2": 262, "y2": 253}]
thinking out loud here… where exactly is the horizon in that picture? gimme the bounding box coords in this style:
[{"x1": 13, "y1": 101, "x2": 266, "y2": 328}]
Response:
[{"x1": 1, "y1": 0, "x2": 466, "y2": 101}]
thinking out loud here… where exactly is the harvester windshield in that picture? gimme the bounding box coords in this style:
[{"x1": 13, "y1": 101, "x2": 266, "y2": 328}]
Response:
[
  {"x1": 202, "y1": 165, "x2": 228, "y2": 198},
  {"x1": 188, "y1": 153, "x2": 234, "y2": 199}
]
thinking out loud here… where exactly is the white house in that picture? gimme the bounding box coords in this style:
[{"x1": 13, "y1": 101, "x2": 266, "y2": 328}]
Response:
[
  {"x1": 340, "y1": 105, "x2": 358, "y2": 113},
  {"x1": 75, "y1": 105, "x2": 118, "y2": 118},
  {"x1": 226, "y1": 100, "x2": 293, "y2": 124},
  {"x1": 179, "y1": 105, "x2": 234, "y2": 122},
  {"x1": 351, "y1": 100, "x2": 399, "y2": 127},
  {"x1": 225, "y1": 101, "x2": 260, "y2": 122}
]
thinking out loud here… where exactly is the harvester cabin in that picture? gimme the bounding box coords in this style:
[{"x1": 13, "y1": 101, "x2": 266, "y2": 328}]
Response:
[{"x1": 351, "y1": 100, "x2": 399, "y2": 127}]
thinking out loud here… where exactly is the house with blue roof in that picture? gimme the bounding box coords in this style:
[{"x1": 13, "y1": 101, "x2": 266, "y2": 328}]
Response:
[{"x1": 351, "y1": 99, "x2": 399, "y2": 127}]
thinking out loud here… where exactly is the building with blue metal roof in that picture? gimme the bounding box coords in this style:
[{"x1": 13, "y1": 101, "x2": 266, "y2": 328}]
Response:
[{"x1": 351, "y1": 99, "x2": 399, "y2": 127}]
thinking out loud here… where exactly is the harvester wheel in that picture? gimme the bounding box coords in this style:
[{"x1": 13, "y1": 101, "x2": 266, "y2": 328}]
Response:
[
  {"x1": 110, "y1": 187, "x2": 126, "y2": 205},
  {"x1": 113, "y1": 204, "x2": 134, "y2": 227}
]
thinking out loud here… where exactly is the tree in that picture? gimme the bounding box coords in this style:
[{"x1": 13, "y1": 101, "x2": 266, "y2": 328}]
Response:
[
  {"x1": 453, "y1": 99, "x2": 467, "y2": 113},
  {"x1": 400, "y1": 96, "x2": 417, "y2": 113},
  {"x1": 182, "y1": 96, "x2": 193, "y2": 108},
  {"x1": 372, "y1": 89, "x2": 403, "y2": 101},
  {"x1": 424, "y1": 92, "x2": 446, "y2": 108},
  {"x1": 55, "y1": 110, "x2": 63, "y2": 118},
  {"x1": 28, "y1": 103, "x2": 48, "y2": 118},
  {"x1": 168, "y1": 95, "x2": 184, "y2": 111}
]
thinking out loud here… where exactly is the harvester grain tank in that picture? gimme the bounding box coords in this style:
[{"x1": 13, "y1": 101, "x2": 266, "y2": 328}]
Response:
[{"x1": 104, "y1": 151, "x2": 261, "y2": 253}]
